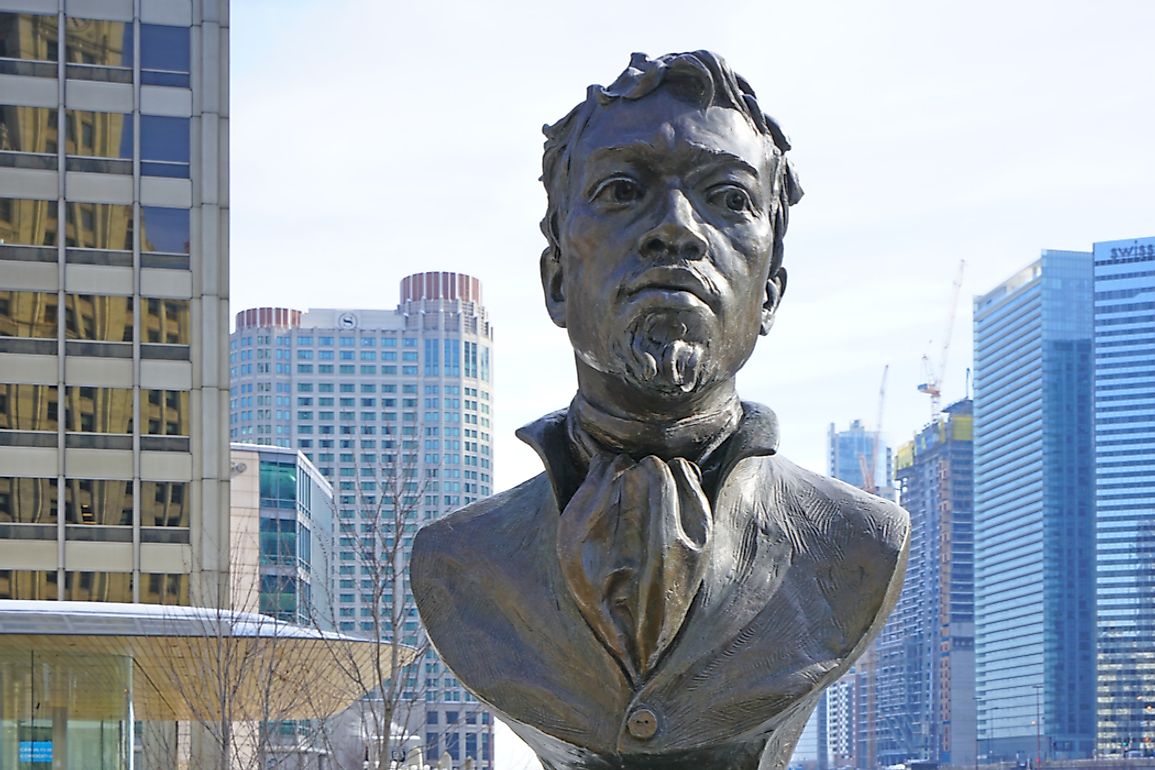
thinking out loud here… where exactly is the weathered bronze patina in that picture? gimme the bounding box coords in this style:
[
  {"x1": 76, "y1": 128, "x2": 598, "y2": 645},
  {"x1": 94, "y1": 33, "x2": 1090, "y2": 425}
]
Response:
[{"x1": 412, "y1": 51, "x2": 910, "y2": 770}]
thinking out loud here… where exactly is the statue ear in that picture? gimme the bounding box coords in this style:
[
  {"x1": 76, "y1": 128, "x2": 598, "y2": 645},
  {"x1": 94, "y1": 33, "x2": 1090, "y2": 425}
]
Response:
[
  {"x1": 540, "y1": 251, "x2": 567, "y2": 328},
  {"x1": 760, "y1": 267, "x2": 787, "y2": 335}
]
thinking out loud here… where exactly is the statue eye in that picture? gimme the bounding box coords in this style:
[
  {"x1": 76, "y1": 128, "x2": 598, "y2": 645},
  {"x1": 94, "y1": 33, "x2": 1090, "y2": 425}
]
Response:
[
  {"x1": 710, "y1": 185, "x2": 752, "y2": 213},
  {"x1": 593, "y1": 177, "x2": 644, "y2": 205}
]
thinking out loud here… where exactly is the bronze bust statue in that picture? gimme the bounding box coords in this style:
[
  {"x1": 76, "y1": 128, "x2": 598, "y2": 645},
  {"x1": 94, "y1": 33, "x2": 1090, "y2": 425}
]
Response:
[{"x1": 411, "y1": 51, "x2": 910, "y2": 770}]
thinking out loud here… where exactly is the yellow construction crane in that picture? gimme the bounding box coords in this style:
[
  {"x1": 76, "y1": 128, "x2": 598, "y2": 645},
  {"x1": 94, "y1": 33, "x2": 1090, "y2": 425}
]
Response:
[{"x1": 918, "y1": 260, "x2": 966, "y2": 418}]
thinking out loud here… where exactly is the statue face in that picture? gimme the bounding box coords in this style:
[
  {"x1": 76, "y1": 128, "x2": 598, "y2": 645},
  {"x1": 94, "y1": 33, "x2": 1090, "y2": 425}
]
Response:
[{"x1": 549, "y1": 87, "x2": 779, "y2": 400}]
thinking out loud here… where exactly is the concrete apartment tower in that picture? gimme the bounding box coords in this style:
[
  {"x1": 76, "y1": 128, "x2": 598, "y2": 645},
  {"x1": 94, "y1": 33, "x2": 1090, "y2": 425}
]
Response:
[
  {"x1": 230, "y1": 271, "x2": 497, "y2": 768},
  {"x1": 973, "y1": 251, "x2": 1097, "y2": 762},
  {"x1": 1093, "y1": 235, "x2": 1155, "y2": 757}
]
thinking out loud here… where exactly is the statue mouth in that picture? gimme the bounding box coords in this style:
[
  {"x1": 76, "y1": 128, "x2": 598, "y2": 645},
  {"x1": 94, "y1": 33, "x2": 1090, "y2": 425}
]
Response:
[{"x1": 624, "y1": 267, "x2": 718, "y2": 309}]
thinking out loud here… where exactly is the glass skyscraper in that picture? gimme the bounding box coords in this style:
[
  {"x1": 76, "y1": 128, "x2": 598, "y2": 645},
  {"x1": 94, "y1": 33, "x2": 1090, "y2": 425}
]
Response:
[
  {"x1": 827, "y1": 419, "x2": 893, "y2": 496},
  {"x1": 1093, "y1": 235, "x2": 1155, "y2": 756},
  {"x1": 229, "y1": 271, "x2": 496, "y2": 769},
  {"x1": 825, "y1": 404, "x2": 974, "y2": 770},
  {"x1": 973, "y1": 251, "x2": 1096, "y2": 762}
]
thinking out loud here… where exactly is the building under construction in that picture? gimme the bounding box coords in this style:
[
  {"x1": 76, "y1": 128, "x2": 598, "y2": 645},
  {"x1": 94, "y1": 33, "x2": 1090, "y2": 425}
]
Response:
[{"x1": 868, "y1": 399, "x2": 976, "y2": 768}]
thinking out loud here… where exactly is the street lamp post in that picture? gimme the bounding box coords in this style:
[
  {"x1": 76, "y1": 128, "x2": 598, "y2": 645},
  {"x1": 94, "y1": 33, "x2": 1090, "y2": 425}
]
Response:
[
  {"x1": 980, "y1": 702, "x2": 1001, "y2": 767},
  {"x1": 974, "y1": 701, "x2": 1002, "y2": 766},
  {"x1": 1033, "y1": 684, "x2": 1043, "y2": 768},
  {"x1": 975, "y1": 698, "x2": 982, "y2": 770}
]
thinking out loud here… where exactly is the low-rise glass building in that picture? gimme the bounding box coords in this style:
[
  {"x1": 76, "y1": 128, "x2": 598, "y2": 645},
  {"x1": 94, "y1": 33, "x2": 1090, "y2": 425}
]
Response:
[{"x1": 0, "y1": 601, "x2": 403, "y2": 769}]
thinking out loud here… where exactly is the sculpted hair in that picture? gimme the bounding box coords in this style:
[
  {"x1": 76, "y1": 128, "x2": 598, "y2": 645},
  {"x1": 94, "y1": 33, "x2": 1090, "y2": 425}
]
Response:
[{"x1": 540, "y1": 50, "x2": 804, "y2": 277}]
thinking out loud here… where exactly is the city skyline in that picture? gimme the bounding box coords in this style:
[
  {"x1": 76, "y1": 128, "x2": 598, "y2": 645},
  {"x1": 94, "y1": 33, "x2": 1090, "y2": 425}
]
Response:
[
  {"x1": 230, "y1": 0, "x2": 1154, "y2": 505},
  {"x1": 226, "y1": 6, "x2": 1152, "y2": 767},
  {"x1": 2, "y1": 0, "x2": 1152, "y2": 767}
]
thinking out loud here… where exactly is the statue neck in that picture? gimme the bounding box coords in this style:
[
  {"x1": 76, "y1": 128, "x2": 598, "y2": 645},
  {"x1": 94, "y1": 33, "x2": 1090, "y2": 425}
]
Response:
[{"x1": 569, "y1": 388, "x2": 743, "y2": 464}]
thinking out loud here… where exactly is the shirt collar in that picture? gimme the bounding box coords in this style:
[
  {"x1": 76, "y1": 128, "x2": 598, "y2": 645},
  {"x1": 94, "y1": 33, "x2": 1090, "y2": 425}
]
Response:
[{"x1": 515, "y1": 399, "x2": 780, "y2": 508}]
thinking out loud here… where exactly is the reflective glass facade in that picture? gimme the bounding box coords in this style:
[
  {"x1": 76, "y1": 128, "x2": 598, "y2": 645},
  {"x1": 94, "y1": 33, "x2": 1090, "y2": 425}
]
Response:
[
  {"x1": 973, "y1": 251, "x2": 1096, "y2": 761},
  {"x1": 1093, "y1": 235, "x2": 1155, "y2": 755},
  {"x1": 0, "y1": 648, "x2": 132, "y2": 769},
  {"x1": 0, "y1": 0, "x2": 228, "y2": 608},
  {"x1": 827, "y1": 418, "x2": 893, "y2": 495},
  {"x1": 255, "y1": 445, "x2": 334, "y2": 627}
]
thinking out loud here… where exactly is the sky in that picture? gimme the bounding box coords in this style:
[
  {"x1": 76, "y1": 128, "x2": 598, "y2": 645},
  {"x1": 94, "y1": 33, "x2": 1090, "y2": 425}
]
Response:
[{"x1": 229, "y1": 2, "x2": 1154, "y2": 766}]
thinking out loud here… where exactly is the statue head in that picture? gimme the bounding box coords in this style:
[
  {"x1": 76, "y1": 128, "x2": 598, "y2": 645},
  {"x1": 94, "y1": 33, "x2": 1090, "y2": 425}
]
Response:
[{"x1": 540, "y1": 51, "x2": 803, "y2": 411}]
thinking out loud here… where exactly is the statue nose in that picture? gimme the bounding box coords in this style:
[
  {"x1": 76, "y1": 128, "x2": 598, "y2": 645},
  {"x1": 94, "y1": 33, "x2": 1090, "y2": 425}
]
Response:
[{"x1": 639, "y1": 191, "x2": 707, "y2": 261}]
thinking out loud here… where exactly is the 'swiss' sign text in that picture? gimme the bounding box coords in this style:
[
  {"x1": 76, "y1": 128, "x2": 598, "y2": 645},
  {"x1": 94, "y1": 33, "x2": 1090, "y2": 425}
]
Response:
[{"x1": 1110, "y1": 240, "x2": 1155, "y2": 258}]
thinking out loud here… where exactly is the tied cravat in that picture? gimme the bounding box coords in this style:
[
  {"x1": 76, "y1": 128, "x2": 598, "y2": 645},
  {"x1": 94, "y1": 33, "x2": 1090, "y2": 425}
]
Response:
[{"x1": 557, "y1": 447, "x2": 714, "y2": 684}]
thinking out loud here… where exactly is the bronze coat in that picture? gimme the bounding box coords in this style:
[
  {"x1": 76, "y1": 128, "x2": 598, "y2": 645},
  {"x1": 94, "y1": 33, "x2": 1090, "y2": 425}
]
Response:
[{"x1": 411, "y1": 404, "x2": 910, "y2": 770}]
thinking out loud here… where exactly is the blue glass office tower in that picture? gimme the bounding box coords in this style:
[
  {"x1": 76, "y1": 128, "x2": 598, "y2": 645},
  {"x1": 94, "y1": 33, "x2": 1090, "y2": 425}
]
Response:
[
  {"x1": 1093, "y1": 235, "x2": 1155, "y2": 756},
  {"x1": 973, "y1": 251, "x2": 1096, "y2": 762},
  {"x1": 827, "y1": 419, "x2": 893, "y2": 495}
]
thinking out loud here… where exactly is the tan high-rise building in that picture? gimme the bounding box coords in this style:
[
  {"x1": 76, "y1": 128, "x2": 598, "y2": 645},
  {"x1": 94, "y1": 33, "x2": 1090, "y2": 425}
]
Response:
[
  {"x1": 0, "y1": 0, "x2": 230, "y2": 607},
  {"x1": 0, "y1": 1, "x2": 230, "y2": 766}
]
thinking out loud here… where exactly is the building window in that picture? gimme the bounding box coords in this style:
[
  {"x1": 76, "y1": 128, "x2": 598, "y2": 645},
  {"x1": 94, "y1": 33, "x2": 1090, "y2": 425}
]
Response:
[
  {"x1": 0, "y1": 12, "x2": 58, "y2": 68},
  {"x1": 64, "y1": 18, "x2": 131, "y2": 81},
  {"x1": 141, "y1": 298, "x2": 190, "y2": 344},
  {"x1": 141, "y1": 572, "x2": 188, "y2": 604},
  {"x1": 63, "y1": 109, "x2": 131, "y2": 173},
  {"x1": 444, "y1": 339, "x2": 460, "y2": 376},
  {"x1": 140, "y1": 24, "x2": 190, "y2": 86},
  {"x1": 0, "y1": 477, "x2": 58, "y2": 524},
  {"x1": 140, "y1": 481, "x2": 189, "y2": 527},
  {"x1": 64, "y1": 570, "x2": 133, "y2": 602},
  {"x1": 66, "y1": 202, "x2": 132, "y2": 251},
  {"x1": 142, "y1": 389, "x2": 189, "y2": 436},
  {"x1": 0, "y1": 291, "x2": 59, "y2": 338},
  {"x1": 0, "y1": 105, "x2": 59, "y2": 168},
  {"x1": 0, "y1": 570, "x2": 57, "y2": 600},
  {"x1": 140, "y1": 206, "x2": 190, "y2": 255},
  {"x1": 140, "y1": 115, "x2": 190, "y2": 178},
  {"x1": 0, "y1": 198, "x2": 58, "y2": 255},
  {"x1": 63, "y1": 478, "x2": 132, "y2": 525}
]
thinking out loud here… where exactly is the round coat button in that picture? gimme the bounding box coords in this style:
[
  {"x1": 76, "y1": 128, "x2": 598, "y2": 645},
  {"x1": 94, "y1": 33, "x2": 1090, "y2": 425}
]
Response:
[{"x1": 627, "y1": 707, "x2": 658, "y2": 740}]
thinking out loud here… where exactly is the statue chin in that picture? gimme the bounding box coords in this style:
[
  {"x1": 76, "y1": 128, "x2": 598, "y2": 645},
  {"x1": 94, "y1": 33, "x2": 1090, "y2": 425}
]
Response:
[
  {"x1": 611, "y1": 313, "x2": 717, "y2": 397},
  {"x1": 621, "y1": 336, "x2": 709, "y2": 394}
]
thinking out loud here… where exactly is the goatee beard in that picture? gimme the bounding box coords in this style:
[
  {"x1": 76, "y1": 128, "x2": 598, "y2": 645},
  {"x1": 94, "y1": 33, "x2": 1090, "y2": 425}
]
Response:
[{"x1": 615, "y1": 314, "x2": 712, "y2": 395}]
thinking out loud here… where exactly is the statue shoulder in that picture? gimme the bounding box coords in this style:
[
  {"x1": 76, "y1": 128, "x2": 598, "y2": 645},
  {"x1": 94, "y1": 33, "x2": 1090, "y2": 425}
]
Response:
[
  {"x1": 411, "y1": 472, "x2": 552, "y2": 584},
  {"x1": 768, "y1": 454, "x2": 910, "y2": 559},
  {"x1": 760, "y1": 455, "x2": 910, "y2": 648}
]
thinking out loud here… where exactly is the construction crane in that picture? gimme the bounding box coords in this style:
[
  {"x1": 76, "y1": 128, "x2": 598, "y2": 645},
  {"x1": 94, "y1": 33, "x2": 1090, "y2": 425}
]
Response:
[
  {"x1": 858, "y1": 364, "x2": 889, "y2": 495},
  {"x1": 918, "y1": 259, "x2": 966, "y2": 418}
]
